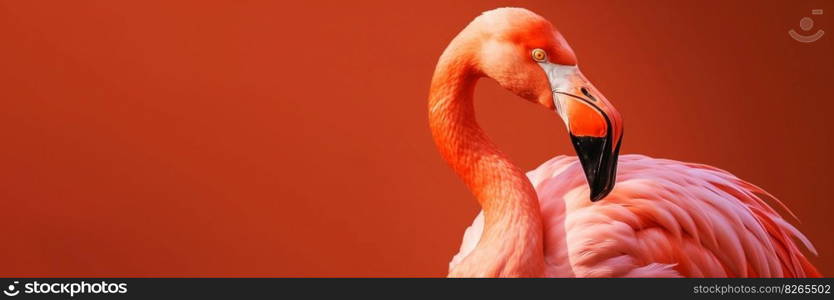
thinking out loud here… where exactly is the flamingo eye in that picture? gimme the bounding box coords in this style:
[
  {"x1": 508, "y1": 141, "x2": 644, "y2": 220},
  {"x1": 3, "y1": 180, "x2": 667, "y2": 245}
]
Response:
[{"x1": 531, "y1": 48, "x2": 547, "y2": 62}]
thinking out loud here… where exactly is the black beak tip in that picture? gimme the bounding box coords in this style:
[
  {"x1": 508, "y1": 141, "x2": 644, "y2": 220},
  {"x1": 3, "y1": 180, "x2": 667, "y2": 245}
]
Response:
[
  {"x1": 571, "y1": 134, "x2": 621, "y2": 203},
  {"x1": 587, "y1": 172, "x2": 615, "y2": 202},
  {"x1": 589, "y1": 188, "x2": 608, "y2": 202}
]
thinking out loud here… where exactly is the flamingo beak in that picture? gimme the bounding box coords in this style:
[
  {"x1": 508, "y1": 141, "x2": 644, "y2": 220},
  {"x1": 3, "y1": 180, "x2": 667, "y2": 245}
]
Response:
[{"x1": 537, "y1": 62, "x2": 623, "y2": 201}]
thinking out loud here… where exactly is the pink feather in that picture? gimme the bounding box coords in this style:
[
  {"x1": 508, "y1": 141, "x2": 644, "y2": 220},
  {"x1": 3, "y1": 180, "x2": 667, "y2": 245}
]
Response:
[{"x1": 450, "y1": 154, "x2": 819, "y2": 277}]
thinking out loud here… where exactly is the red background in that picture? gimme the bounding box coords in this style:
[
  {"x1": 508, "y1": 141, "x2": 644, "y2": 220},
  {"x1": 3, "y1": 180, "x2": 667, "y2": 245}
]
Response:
[{"x1": 1, "y1": 1, "x2": 832, "y2": 276}]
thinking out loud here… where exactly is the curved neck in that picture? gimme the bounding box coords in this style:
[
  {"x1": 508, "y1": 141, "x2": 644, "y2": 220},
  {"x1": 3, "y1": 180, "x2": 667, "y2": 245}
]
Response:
[{"x1": 429, "y1": 43, "x2": 545, "y2": 277}]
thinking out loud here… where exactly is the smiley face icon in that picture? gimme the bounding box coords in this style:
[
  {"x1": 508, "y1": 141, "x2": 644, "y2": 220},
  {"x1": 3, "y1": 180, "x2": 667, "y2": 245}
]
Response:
[
  {"x1": 789, "y1": 9, "x2": 824, "y2": 43},
  {"x1": 3, "y1": 281, "x2": 19, "y2": 297}
]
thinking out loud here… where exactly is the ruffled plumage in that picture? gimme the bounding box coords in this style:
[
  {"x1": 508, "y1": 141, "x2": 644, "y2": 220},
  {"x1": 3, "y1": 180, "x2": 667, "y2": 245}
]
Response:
[{"x1": 451, "y1": 154, "x2": 819, "y2": 277}]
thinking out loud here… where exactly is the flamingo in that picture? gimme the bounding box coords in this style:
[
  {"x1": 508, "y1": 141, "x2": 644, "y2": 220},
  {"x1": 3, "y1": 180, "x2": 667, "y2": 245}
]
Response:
[{"x1": 428, "y1": 7, "x2": 820, "y2": 277}]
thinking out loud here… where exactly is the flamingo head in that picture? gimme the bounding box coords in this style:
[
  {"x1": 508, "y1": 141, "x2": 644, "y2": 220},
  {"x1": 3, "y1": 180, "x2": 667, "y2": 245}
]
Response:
[{"x1": 472, "y1": 8, "x2": 623, "y2": 201}]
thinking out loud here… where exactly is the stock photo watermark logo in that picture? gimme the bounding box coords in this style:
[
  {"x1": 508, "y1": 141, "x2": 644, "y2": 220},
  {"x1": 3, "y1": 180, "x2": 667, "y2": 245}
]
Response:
[
  {"x1": 789, "y1": 9, "x2": 824, "y2": 43},
  {"x1": 3, "y1": 282, "x2": 19, "y2": 297},
  {"x1": 3, "y1": 280, "x2": 127, "y2": 298}
]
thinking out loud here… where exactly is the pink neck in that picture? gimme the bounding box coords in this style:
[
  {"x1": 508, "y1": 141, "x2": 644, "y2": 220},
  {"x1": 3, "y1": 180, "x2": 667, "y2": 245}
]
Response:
[{"x1": 428, "y1": 46, "x2": 545, "y2": 277}]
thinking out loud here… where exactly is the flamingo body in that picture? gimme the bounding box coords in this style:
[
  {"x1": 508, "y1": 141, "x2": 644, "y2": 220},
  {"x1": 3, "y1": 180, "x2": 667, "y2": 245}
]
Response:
[
  {"x1": 430, "y1": 7, "x2": 819, "y2": 277},
  {"x1": 450, "y1": 154, "x2": 819, "y2": 277}
]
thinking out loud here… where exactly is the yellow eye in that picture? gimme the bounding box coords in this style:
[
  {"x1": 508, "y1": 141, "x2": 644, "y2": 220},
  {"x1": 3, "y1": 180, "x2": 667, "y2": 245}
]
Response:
[{"x1": 531, "y1": 48, "x2": 547, "y2": 62}]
